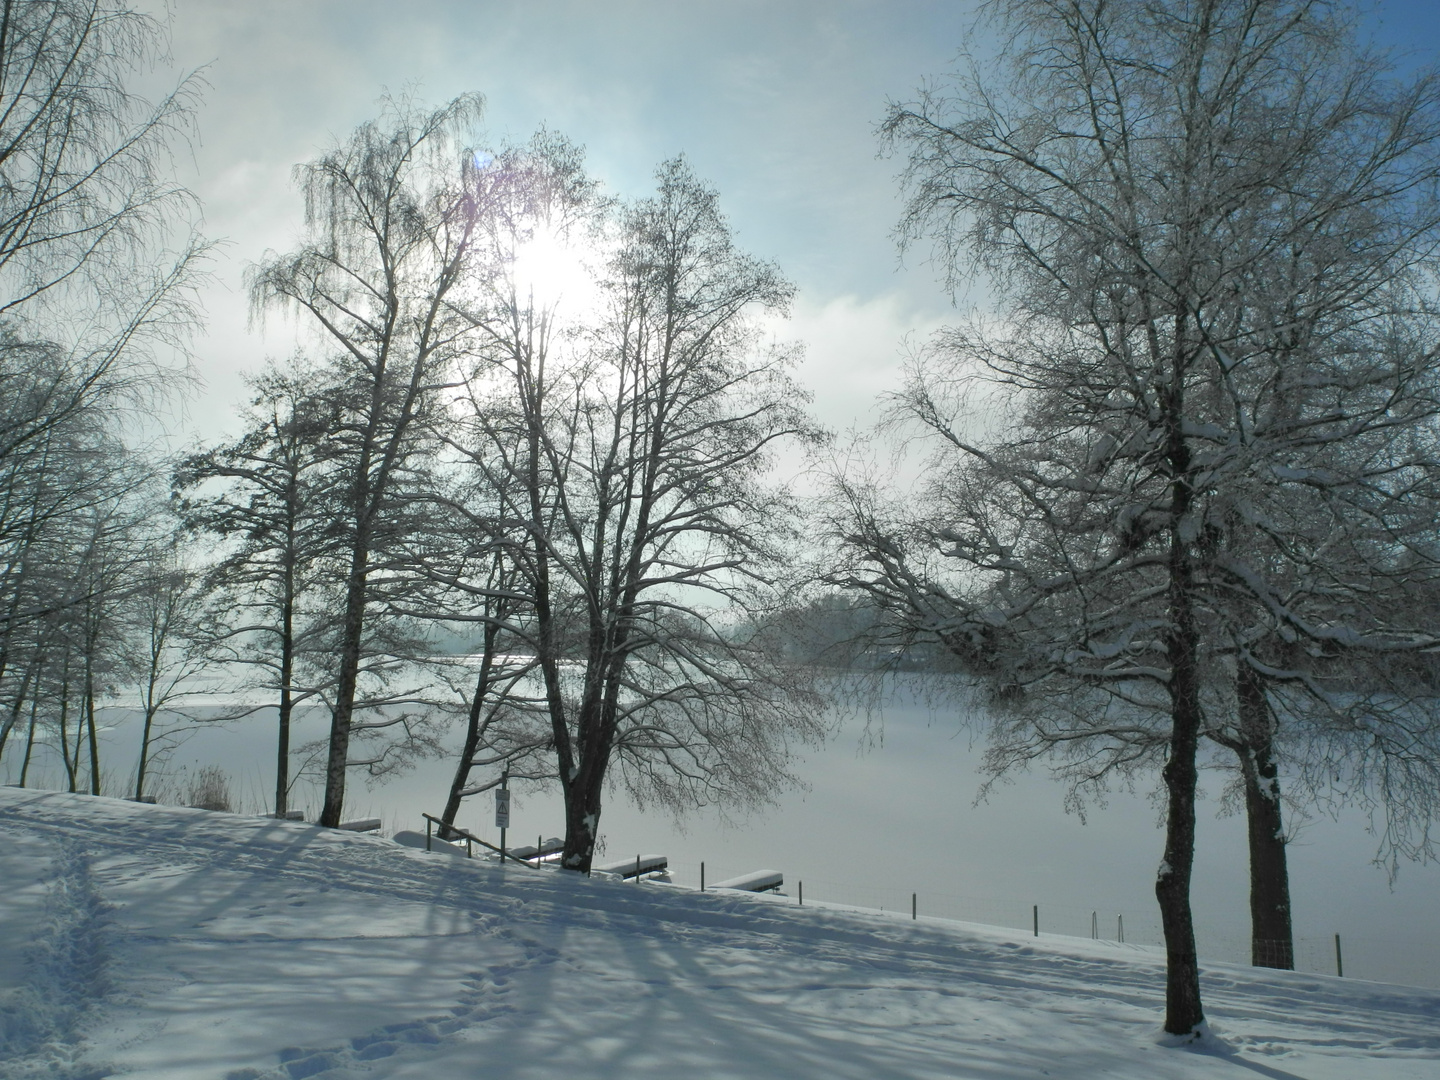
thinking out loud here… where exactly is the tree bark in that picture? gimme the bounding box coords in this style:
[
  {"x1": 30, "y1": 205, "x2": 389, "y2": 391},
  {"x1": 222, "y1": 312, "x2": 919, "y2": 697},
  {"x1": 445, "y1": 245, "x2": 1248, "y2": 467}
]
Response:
[
  {"x1": 0, "y1": 655, "x2": 38, "y2": 764},
  {"x1": 1157, "y1": 381, "x2": 1205, "y2": 1036},
  {"x1": 19, "y1": 693, "x2": 39, "y2": 785},
  {"x1": 134, "y1": 705, "x2": 155, "y2": 800},
  {"x1": 275, "y1": 560, "x2": 295, "y2": 818},
  {"x1": 560, "y1": 751, "x2": 607, "y2": 873},
  {"x1": 1236, "y1": 664, "x2": 1294, "y2": 969},
  {"x1": 440, "y1": 620, "x2": 500, "y2": 834},
  {"x1": 84, "y1": 653, "x2": 100, "y2": 796},
  {"x1": 59, "y1": 657, "x2": 76, "y2": 792},
  {"x1": 319, "y1": 549, "x2": 369, "y2": 828},
  {"x1": 1157, "y1": 620, "x2": 1205, "y2": 1034}
]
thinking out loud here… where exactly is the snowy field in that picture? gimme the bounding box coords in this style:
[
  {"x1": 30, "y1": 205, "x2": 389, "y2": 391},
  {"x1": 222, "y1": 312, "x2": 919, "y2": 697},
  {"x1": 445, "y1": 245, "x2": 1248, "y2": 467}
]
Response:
[
  {"x1": 9, "y1": 679, "x2": 1440, "y2": 990},
  {"x1": 3, "y1": 788, "x2": 1439, "y2": 1080}
]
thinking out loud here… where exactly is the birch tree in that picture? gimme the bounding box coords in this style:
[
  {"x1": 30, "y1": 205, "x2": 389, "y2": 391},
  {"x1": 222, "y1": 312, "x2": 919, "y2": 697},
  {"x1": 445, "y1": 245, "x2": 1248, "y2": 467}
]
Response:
[{"x1": 251, "y1": 95, "x2": 490, "y2": 827}]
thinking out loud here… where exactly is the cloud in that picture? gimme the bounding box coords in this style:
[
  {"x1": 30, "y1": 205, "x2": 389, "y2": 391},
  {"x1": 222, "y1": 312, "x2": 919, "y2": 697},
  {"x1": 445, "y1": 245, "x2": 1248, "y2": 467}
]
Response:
[{"x1": 782, "y1": 291, "x2": 951, "y2": 434}]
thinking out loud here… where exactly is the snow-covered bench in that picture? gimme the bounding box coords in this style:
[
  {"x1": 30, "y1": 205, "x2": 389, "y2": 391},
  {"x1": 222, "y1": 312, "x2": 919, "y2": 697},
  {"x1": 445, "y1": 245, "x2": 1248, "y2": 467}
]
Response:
[
  {"x1": 507, "y1": 837, "x2": 564, "y2": 862},
  {"x1": 393, "y1": 829, "x2": 469, "y2": 857},
  {"x1": 712, "y1": 869, "x2": 783, "y2": 893},
  {"x1": 337, "y1": 817, "x2": 382, "y2": 832},
  {"x1": 594, "y1": 854, "x2": 668, "y2": 880}
]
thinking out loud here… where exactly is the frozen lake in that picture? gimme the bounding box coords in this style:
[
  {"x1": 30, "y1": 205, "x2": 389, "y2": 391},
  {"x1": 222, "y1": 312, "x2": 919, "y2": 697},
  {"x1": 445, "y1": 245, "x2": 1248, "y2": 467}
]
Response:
[{"x1": 6, "y1": 676, "x2": 1438, "y2": 988}]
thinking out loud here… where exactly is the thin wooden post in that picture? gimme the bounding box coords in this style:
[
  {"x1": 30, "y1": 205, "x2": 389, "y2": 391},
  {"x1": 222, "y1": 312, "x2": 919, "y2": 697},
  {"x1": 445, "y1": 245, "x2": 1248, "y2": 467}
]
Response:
[
  {"x1": 498, "y1": 769, "x2": 508, "y2": 864},
  {"x1": 1118, "y1": 914, "x2": 1124, "y2": 943},
  {"x1": 1335, "y1": 934, "x2": 1344, "y2": 977},
  {"x1": 700, "y1": 862, "x2": 705, "y2": 891},
  {"x1": 912, "y1": 893, "x2": 917, "y2": 920},
  {"x1": 1091, "y1": 911, "x2": 1097, "y2": 939},
  {"x1": 426, "y1": 817, "x2": 432, "y2": 852},
  {"x1": 635, "y1": 854, "x2": 640, "y2": 882},
  {"x1": 799, "y1": 881, "x2": 803, "y2": 906},
  {"x1": 1033, "y1": 905, "x2": 1038, "y2": 937}
]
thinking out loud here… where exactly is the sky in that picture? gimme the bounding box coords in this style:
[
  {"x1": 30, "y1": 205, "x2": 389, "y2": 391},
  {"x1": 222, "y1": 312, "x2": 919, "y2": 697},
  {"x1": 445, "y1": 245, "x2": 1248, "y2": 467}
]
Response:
[{"x1": 150, "y1": 1, "x2": 1440, "y2": 440}]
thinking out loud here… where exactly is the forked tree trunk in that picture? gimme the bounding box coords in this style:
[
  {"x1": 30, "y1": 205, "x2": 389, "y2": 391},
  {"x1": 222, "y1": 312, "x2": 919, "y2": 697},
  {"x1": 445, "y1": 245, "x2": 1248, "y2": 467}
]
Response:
[
  {"x1": 441, "y1": 619, "x2": 501, "y2": 835},
  {"x1": 557, "y1": 685, "x2": 617, "y2": 873},
  {"x1": 560, "y1": 762, "x2": 606, "y2": 873},
  {"x1": 1236, "y1": 664, "x2": 1293, "y2": 969}
]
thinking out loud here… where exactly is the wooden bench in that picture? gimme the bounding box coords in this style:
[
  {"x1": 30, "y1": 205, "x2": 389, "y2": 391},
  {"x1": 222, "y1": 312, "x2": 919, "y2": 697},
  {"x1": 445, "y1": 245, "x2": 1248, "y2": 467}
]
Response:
[
  {"x1": 507, "y1": 836, "x2": 564, "y2": 862},
  {"x1": 594, "y1": 854, "x2": 668, "y2": 880},
  {"x1": 712, "y1": 869, "x2": 783, "y2": 893}
]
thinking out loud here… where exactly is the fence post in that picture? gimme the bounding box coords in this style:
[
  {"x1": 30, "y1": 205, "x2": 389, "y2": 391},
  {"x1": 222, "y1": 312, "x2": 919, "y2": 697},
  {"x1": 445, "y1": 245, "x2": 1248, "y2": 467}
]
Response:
[
  {"x1": 700, "y1": 862, "x2": 705, "y2": 892},
  {"x1": 1335, "y1": 933, "x2": 1344, "y2": 978},
  {"x1": 912, "y1": 893, "x2": 917, "y2": 920},
  {"x1": 426, "y1": 817, "x2": 432, "y2": 852},
  {"x1": 799, "y1": 881, "x2": 803, "y2": 906},
  {"x1": 499, "y1": 770, "x2": 508, "y2": 863},
  {"x1": 1091, "y1": 911, "x2": 1097, "y2": 939},
  {"x1": 1033, "y1": 904, "x2": 1038, "y2": 937},
  {"x1": 1118, "y1": 914, "x2": 1124, "y2": 943},
  {"x1": 635, "y1": 854, "x2": 640, "y2": 882}
]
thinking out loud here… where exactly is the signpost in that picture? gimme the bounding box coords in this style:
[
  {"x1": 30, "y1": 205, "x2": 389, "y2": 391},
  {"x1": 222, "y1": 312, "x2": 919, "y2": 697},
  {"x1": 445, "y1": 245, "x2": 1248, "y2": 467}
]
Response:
[{"x1": 495, "y1": 771, "x2": 510, "y2": 862}]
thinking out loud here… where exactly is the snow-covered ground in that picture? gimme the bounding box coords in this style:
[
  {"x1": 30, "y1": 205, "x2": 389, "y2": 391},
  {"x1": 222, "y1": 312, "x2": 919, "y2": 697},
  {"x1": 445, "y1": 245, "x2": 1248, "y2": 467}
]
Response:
[{"x1": 3, "y1": 788, "x2": 1438, "y2": 1080}]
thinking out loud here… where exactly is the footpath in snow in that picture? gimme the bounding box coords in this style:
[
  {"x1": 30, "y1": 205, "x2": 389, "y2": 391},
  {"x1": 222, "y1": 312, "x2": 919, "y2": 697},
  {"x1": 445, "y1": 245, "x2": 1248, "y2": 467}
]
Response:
[{"x1": 2, "y1": 787, "x2": 1438, "y2": 1080}]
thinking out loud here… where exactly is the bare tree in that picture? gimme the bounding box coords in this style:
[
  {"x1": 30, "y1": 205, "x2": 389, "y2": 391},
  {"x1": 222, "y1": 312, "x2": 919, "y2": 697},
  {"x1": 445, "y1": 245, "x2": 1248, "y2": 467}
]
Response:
[
  {"x1": 0, "y1": 0, "x2": 206, "y2": 466},
  {"x1": 0, "y1": 0, "x2": 207, "y2": 765},
  {"x1": 250, "y1": 95, "x2": 491, "y2": 827},
  {"x1": 174, "y1": 361, "x2": 337, "y2": 815},
  {"x1": 853, "y1": 0, "x2": 1440, "y2": 1035},
  {"x1": 453, "y1": 155, "x2": 826, "y2": 871}
]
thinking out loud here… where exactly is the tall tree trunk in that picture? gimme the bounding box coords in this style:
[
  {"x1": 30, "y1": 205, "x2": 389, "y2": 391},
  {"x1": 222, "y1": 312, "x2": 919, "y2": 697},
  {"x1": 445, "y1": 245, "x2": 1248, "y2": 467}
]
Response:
[
  {"x1": 320, "y1": 548, "x2": 369, "y2": 828},
  {"x1": 1158, "y1": 624, "x2": 1205, "y2": 1034},
  {"x1": 1236, "y1": 664, "x2": 1293, "y2": 969},
  {"x1": 1156, "y1": 394, "x2": 1205, "y2": 1036},
  {"x1": 441, "y1": 620, "x2": 500, "y2": 834},
  {"x1": 19, "y1": 692, "x2": 39, "y2": 785},
  {"x1": 135, "y1": 706, "x2": 157, "y2": 800},
  {"x1": 59, "y1": 659, "x2": 76, "y2": 792},
  {"x1": 559, "y1": 673, "x2": 625, "y2": 873},
  {"x1": 275, "y1": 581, "x2": 295, "y2": 817},
  {"x1": 85, "y1": 658, "x2": 100, "y2": 795},
  {"x1": 0, "y1": 655, "x2": 39, "y2": 763},
  {"x1": 560, "y1": 759, "x2": 605, "y2": 873}
]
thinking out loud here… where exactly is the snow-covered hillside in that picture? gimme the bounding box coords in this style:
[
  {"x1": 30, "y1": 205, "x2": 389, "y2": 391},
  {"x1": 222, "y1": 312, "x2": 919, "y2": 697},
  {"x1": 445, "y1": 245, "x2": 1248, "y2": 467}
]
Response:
[{"x1": 2, "y1": 788, "x2": 1437, "y2": 1080}]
